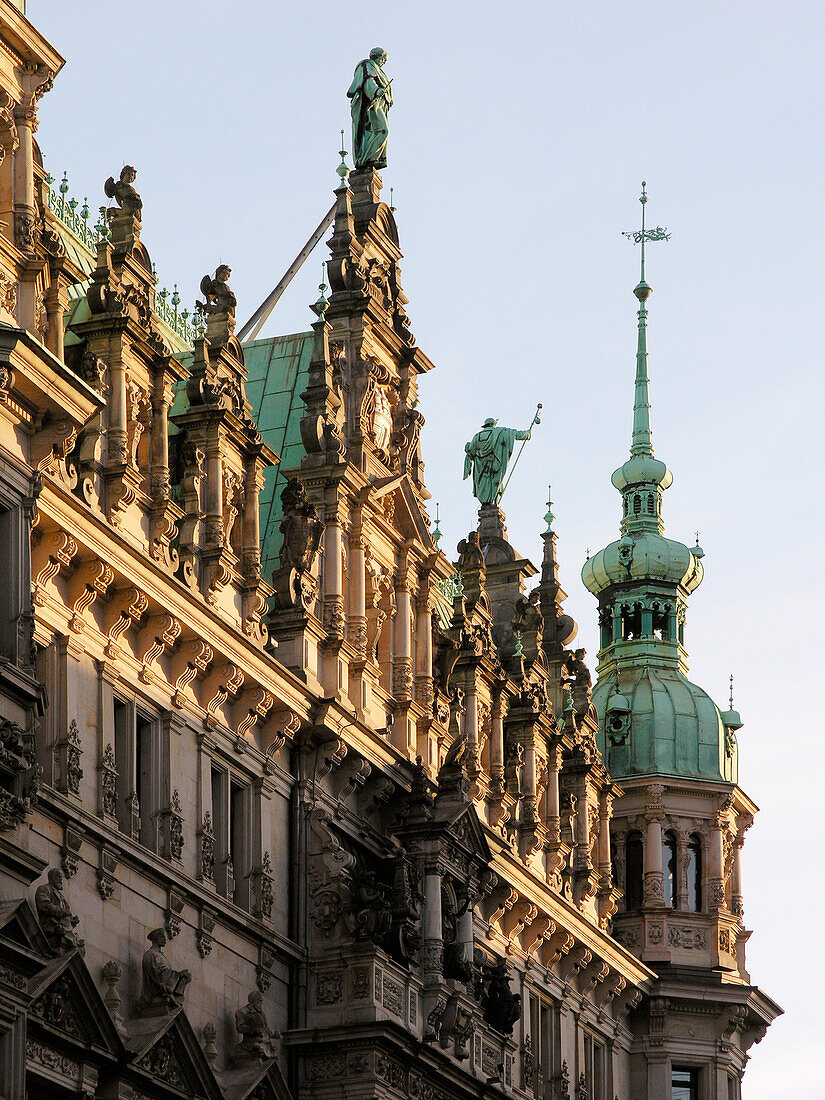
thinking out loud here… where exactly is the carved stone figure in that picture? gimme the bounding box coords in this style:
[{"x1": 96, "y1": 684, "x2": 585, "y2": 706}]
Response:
[
  {"x1": 234, "y1": 990, "x2": 279, "y2": 1061},
  {"x1": 347, "y1": 48, "x2": 393, "y2": 169},
  {"x1": 35, "y1": 869, "x2": 82, "y2": 953},
  {"x1": 482, "y1": 959, "x2": 521, "y2": 1035},
  {"x1": 272, "y1": 477, "x2": 324, "y2": 610},
  {"x1": 344, "y1": 871, "x2": 392, "y2": 943},
  {"x1": 136, "y1": 928, "x2": 191, "y2": 1015},
  {"x1": 104, "y1": 165, "x2": 142, "y2": 218},
  {"x1": 197, "y1": 264, "x2": 237, "y2": 319},
  {"x1": 463, "y1": 418, "x2": 532, "y2": 506}
]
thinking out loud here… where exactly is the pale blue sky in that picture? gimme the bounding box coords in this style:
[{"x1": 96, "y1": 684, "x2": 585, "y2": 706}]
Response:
[{"x1": 32, "y1": 1, "x2": 823, "y2": 1093}]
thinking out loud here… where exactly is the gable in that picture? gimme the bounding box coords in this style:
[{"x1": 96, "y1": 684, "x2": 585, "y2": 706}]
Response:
[
  {"x1": 126, "y1": 1008, "x2": 224, "y2": 1100},
  {"x1": 28, "y1": 950, "x2": 123, "y2": 1055}
]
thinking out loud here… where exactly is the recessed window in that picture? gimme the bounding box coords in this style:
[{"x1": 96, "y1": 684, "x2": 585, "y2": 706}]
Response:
[
  {"x1": 672, "y1": 1066, "x2": 698, "y2": 1100},
  {"x1": 686, "y1": 835, "x2": 703, "y2": 912},
  {"x1": 663, "y1": 831, "x2": 678, "y2": 907},
  {"x1": 113, "y1": 697, "x2": 158, "y2": 850},
  {"x1": 625, "y1": 831, "x2": 643, "y2": 909}
]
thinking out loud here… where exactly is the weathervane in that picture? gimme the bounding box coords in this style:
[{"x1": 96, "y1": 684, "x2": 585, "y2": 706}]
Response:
[{"x1": 622, "y1": 181, "x2": 670, "y2": 286}]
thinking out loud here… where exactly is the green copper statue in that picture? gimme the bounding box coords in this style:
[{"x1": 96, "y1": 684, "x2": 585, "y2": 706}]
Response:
[
  {"x1": 464, "y1": 412, "x2": 539, "y2": 506},
  {"x1": 348, "y1": 48, "x2": 393, "y2": 170}
]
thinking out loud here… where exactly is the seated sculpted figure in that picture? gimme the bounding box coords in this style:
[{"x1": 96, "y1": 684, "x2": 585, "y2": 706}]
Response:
[
  {"x1": 136, "y1": 928, "x2": 191, "y2": 1015},
  {"x1": 35, "y1": 868, "x2": 82, "y2": 954},
  {"x1": 104, "y1": 165, "x2": 142, "y2": 218},
  {"x1": 235, "y1": 991, "x2": 279, "y2": 1061}
]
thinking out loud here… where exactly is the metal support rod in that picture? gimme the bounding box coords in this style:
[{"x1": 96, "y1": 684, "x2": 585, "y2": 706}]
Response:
[{"x1": 237, "y1": 201, "x2": 337, "y2": 343}]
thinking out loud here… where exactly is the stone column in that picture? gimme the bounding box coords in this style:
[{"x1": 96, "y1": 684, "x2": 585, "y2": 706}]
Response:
[
  {"x1": 545, "y1": 744, "x2": 562, "y2": 843},
  {"x1": 709, "y1": 810, "x2": 726, "y2": 911},
  {"x1": 676, "y1": 833, "x2": 689, "y2": 911},
  {"x1": 45, "y1": 281, "x2": 67, "y2": 362},
  {"x1": 464, "y1": 679, "x2": 479, "y2": 757},
  {"x1": 643, "y1": 815, "x2": 664, "y2": 906},
  {"x1": 392, "y1": 566, "x2": 412, "y2": 701},
  {"x1": 598, "y1": 796, "x2": 612, "y2": 881},
  {"x1": 640, "y1": 604, "x2": 654, "y2": 637},
  {"x1": 347, "y1": 525, "x2": 367, "y2": 656},
  {"x1": 731, "y1": 840, "x2": 744, "y2": 918},
  {"x1": 13, "y1": 92, "x2": 37, "y2": 332},
  {"x1": 203, "y1": 437, "x2": 223, "y2": 547},
  {"x1": 414, "y1": 589, "x2": 433, "y2": 706},
  {"x1": 242, "y1": 460, "x2": 262, "y2": 577},
  {"x1": 457, "y1": 891, "x2": 474, "y2": 974},
  {"x1": 106, "y1": 352, "x2": 129, "y2": 469},
  {"x1": 612, "y1": 605, "x2": 622, "y2": 643},
  {"x1": 490, "y1": 690, "x2": 506, "y2": 787},
  {"x1": 422, "y1": 861, "x2": 443, "y2": 980},
  {"x1": 323, "y1": 504, "x2": 344, "y2": 637}
]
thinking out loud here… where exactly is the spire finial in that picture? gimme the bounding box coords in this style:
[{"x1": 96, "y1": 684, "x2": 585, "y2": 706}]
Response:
[
  {"x1": 543, "y1": 485, "x2": 555, "y2": 532},
  {"x1": 312, "y1": 263, "x2": 328, "y2": 320},
  {"x1": 729, "y1": 674, "x2": 735, "y2": 710},
  {"x1": 336, "y1": 130, "x2": 349, "y2": 186},
  {"x1": 432, "y1": 503, "x2": 442, "y2": 547},
  {"x1": 621, "y1": 182, "x2": 670, "y2": 456},
  {"x1": 389, "y1": 186, "x2": 395, "y2": 212}
]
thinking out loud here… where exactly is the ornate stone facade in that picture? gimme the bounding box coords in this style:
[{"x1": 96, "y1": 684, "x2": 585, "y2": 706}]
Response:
[{"x1": 0, "y1": 11, "x2": 776, "y2": 1100}]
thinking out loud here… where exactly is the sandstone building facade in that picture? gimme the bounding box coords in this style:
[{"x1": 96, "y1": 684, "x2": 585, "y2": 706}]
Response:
[{"x1": 0, "y1": 4, "x2": 778, "y2": 1098}]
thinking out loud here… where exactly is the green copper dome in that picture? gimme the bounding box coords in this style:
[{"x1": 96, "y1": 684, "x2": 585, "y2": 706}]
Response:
[
  {"x1": 594, "y1": 665, "x2": 737, "y2": 783},
  {"x1": 581, "y1": 185, "x2": 733, "y2": 784},
  {"x1": 582, "y1": 533, "x2": 703, "y2": 597}
]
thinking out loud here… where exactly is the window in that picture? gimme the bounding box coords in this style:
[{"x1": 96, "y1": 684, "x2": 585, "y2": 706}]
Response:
[
  {"x1": 583, "y1": 1033, "x2": 606, "y2": 1100},
  {"x1": 210, "y1": 765, "x2": 251, "y2": 908},
  {"x1": 625, "y1": 831, "x2": 643, "y2": 909},
  {"x1": 672, "y1": 1067, "x2": 698, "y2": 1100},
  {"x1": 527, "y1": 993, "x2": 558, "y2": 1096},
  {"x1": 633, "y1": 493, "x2": 641, "y2": 515},
  {"x1": 686, "y1": 834, "x2": 702, "y2": 912},
  {"x1": 113, "y1": 697, "x2": 159, "y2": 849},
  {"x1": 663, "y1": 831, "x2": 677, "y2": 907}
]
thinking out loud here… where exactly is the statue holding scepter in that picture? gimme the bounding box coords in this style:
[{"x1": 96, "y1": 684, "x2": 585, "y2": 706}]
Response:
[
  {"x1": 464, "y1": 405, "x2": 542, "y2": 507},
  {"x1": 348, "y1": 48, "x2": 393, "y2": 169}
]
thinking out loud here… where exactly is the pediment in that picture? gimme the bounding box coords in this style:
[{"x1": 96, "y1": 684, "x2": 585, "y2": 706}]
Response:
[
  {"x1": 0, "y1": 897, "x2": 52, "y2": 956},
  {"x1": 371, "y1": 473, "x2": 433, "y2": 544},
  {"x1": 28, "y1": 949, "x2": 123, "y2": 1055},
  {"x1": 446, "y1": 805, "x2": 491, "y2": 866},
  {"x1": 219, "y1": 1057, "x2": 292, "y2": 1100},
  {"x1": 126, "y1": 1008, "x2": 224, "y2": 1100}
]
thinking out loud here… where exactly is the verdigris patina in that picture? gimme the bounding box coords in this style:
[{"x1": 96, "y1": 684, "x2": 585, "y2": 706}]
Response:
[
  {"x1": 463, "y1": 415, "x2": 536, "y2": 506},
  {"x1": 348, "y1": 48, "x2": 393, "y2": 169}
]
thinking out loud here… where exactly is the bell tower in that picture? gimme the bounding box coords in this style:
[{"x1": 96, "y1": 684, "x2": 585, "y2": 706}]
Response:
[{"x1": 581, "y1": 186, "x2": 780, "y2": 1097}]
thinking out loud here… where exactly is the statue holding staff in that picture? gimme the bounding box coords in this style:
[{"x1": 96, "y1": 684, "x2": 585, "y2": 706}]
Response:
[
  {"x1": 348, "y1": 48, "x2": 393, "y2": 169},
  {"x1": 464, "y1": 405, "x2": 541, "y2": 506}
]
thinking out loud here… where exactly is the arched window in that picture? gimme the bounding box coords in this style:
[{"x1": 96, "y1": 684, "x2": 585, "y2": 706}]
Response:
[
  {"x1": 625, "y1": 831, "x2": 643, "y2": 909},
  {"x1": 647, "y1": 492, "x2": 656, "y2": 514},
  {"x1": 633, "y1": 493, "x2": 642, "y2": 515},
  {"x1": 663, "y1": 831, "x2": 677, "y2": 907},
  {"x1": 686, "y1": 834, "x2": 702, "y2": 911}
]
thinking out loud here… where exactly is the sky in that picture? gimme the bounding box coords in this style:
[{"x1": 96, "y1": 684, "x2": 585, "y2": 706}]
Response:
[{"x1": 30, "y1": 1, "x2": 823, "y2": 1094}]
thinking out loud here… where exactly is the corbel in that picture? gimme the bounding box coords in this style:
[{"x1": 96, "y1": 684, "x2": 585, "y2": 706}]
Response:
[
  {"x1": 96, "y1": 845, "x2": 118, "y2": 900},
  {"x1": 32, "y1": 529, "x2": 78, "y2": 606},
  {"x1": 103, "y1": 585, "x2": 148, "y2": 658},
  {"x1": 60, "y1": 823, "x2": 84, "y2": 878},
  {"x1": 524, "y1": 915, "x2": 556, "y2": 958},
  {"x1": 67, "y1": 558, "x2": 115, "y2": 633},
  {"x1": 196, "y1": 906, "x2": 217, "y2": 958},
  {"x1": 233, "y1": 685, "x2": 275, "y2": 743},
  {"x1": 170, "y1": 638, "x2": 213, "y2": 708},
  {"x1": 203, "y1": 661, "x2": 244, "y2": 729},
  {"x1": 544, "y1": 929, "x2": 575, "y2": 967},
  {"x1": 506, "y1": 899, "x2": 538, "y2": 952},
  {"x1": 486, "y1": 885, "x2": 518, "y2": 940},
  {"x1": 262, "y1": 709, "x2": 302, "y2": 771},
  {"x1": 136, "y1": 612, "x2": 182, "y2": 683},
  {"x1": 335, "y1": 753, "x2": 372, "y2": 813},
  {"x1": 165, "y1": 886, "x2": 185, "y2": 939}
]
